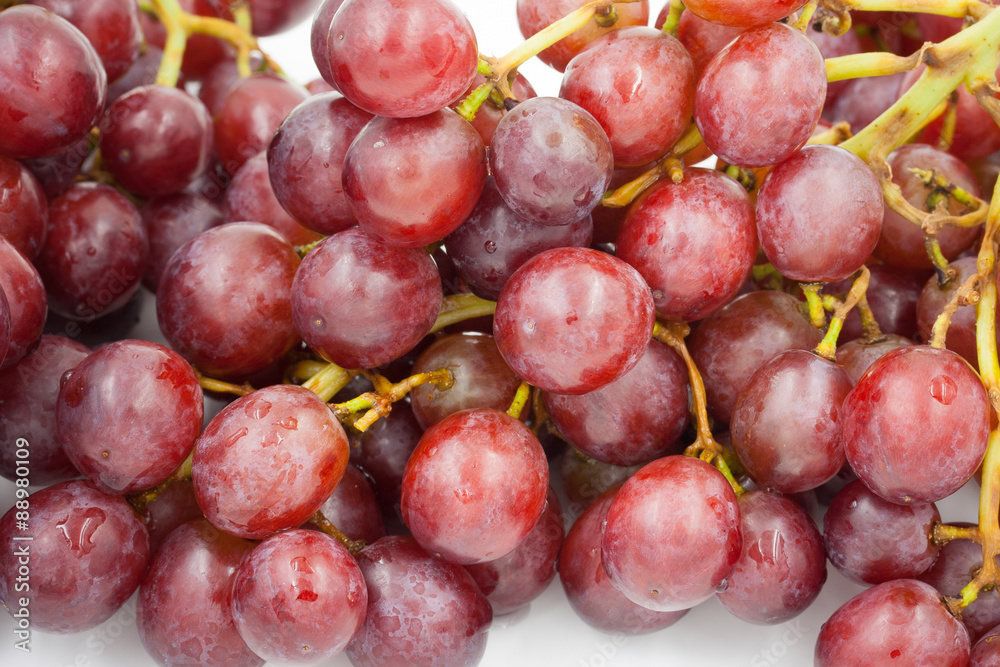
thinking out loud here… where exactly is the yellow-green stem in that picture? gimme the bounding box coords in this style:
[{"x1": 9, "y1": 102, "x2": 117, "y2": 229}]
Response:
[
  {"x1": 825, "y1": 50, "x2": 919, "y2": 82},
  {"x1": 430, "y1": 293, "x2": 497, "y2": 334},
  {"x1": 507, "y1": 381, "x2": 531, "y2": 419},
  {"x1": 660, "y1": 0, "x2": 685, "y2": 37},
  {"x1": 801, "y1": 284, "x2": 827, "y2": 328},
  {"x1": 309, "y1": 511, "x2": 366, "y2": 555},
  {"x1": 196, "y1": 371, "x2": 254, "y2": 397},
  {"x1": 301, "y1": 362, "x2": 355, "y2": 403}
]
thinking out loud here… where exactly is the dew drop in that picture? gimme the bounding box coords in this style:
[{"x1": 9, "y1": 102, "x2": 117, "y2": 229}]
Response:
[
  {"x1": 929, "y1": 374, "x2": 957, "y2": 406},
  {"x1": 290, "y1": 556, "x2": 314, "y2": 573},
  {"x1": 57, "y1": 508, "x2": 106, "y2": 556},
  {"x1": 278, "y1": 417, "x2": 298, "y2": 430},
  {"x1": 244, "y1": 399, "x2": 271, "y2": 419},
  {"x1": 86, "y1": 247, "x2": 97, "y2": 256},
  {"x1": 484, "y1": 240, "x2": 497, "y2": 254},
  {"x1": 223, "y1": 427, "x2": 249, "y2": 448}
]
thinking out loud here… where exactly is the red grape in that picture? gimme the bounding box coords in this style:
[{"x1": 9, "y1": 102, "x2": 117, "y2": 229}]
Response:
[
  {"x1": 139, "y1": 479, "x2": 204, "y2": 553},
  {"x1": 243, "y1": 0, "x2": 323, "y2": 36},
  {"x1": 0, "y1": 155, "x2": 47, "y2": 261},
  {"x1": 668, "y1": 9, "x2": 744, "y2": 77},
  {"x1": 917, "y1": 256, "x2": 991, "y2": 369},
  {"x1": 310, "y1": 0, "x2": 344, "y2": 88},
  {"x1": 141, "y1": 192, "x2": 224, "y2": 293},
  {"x1": 684, "y1": 0, "x2": 808, "y2": 27},
  {"x1": 316, "y1": 463, "x2": 385, "y2": 545},
  {"x1": 837, "y1": 334, "x2": 915, "y2": 385}
]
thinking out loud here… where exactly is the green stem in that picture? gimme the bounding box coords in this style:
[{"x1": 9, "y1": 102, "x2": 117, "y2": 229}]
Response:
[
  {"x1": 660, "y1": 0, "x2": 685, "y2": 37},
  {"x1": 801, "y1": 284, "x2": 827, "y2": 328},
  {"x1": 825, "y1": 50, "x2": 919, "y2": 82},
  {"x1": 836, "y1": 0, "x2": 991, "y2": 18},
  {"x1": 507, "y1": 381, "x2": 531, "y2": 419},
  {"x1": 455, "y1": 81, "x2": 495, "y2": 122},
  {"x1": 301, "y1": 362, "x2": 354, "y2": 403},
  {"x1": 429, "y1": 293, "x2": 497, "y2": 334},
  {"x1": 309, "y1": 511, "x2": 366, "y2": 555}
]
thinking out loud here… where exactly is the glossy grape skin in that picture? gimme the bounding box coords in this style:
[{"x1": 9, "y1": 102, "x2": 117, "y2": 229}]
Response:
[
  {"x1": 837, "y1": 334, "x2": 915, "y2": 385},
  {"x1": 685, "y1": 0, "x2": 807, "y2": 26},
  {"x1": 0, "y1": 480, "x2": 150, "y2": 633},
  {"x1": 560, "y1": 448, "x2": 641, "y2": 513},
  {"x1": 465, "y1": 488, "x2": 564, "y2": 615},
  {"x1": 213, "y1": 73, "x2": 308, "y2": 175},
  {"x1": 231, "y1": 529, "x2": 367, "y2": 663},
  {"x1": 824, "y1": 480, "x2": 940, "y2": 585},
  {"x1": 244, "y1": 0, "x2": 322, "y2": 36},
  {"x1": 917, "y1": 257, "x2": 990, "y2": 369},
  {"x1": 325, "y1": 0, "x2": 478, "y2": 118},
  {"x1": 107, "y1": 45, "x2": 172, "y2": 105},
  {"x1": 920, "y1": 527, "x2": 1000, "y2": 642},
  {"x1": 616, "y1": 168, "x2": 756, "y2": 322},
  {"x1": 29, "y1": 0, "x2": 141, "y2": 83},
  {"x1": 267, "y1": 92, "x2": 372, "y2": 236},
  {"x1": 815, "y1": 579, "x2": 970, "y2": 666},
  {"x1": 490, "y1": 97, "x2": 613, "y2": 226},
  {"x1": 689, "y1": 290, "x2": 823, "y2": 425},
  {"x1": 342, "y1": 109, "x2": 487, "y2": 247},
  {"x1": 141, "y1": 193, "x2": 224, "y2": 293},
  {"x1": 559, "y1": 485, "x2": 688, "y2": 633},
  {"x1": 193, "y1": 384, "x2": 349, "y2": 539},
  {"x1": 56, "y1": 339, "x2": 202, "y2": 494},
  {"x1": 516, "y1": 0, "x2": 649, "y2": 73},
  {"x1": 409, "y1": 333, "x2": 523, "y2": 430},
  {"x1": 139, "y1": 479, "x2": 204, "y2": 553},
  {"x1": 842, "y1": 345, "x2": 989, "y2": 504},
  {"x1": 828, "y1": 71, "x2": 905, "y2": 134},
  {"x1": 346, "y1": 535, "x2": 493, "y2": 667},
  {"x1": 668, "y1": 9, "x2": 744, "y2": 77},
  {"x1": 224, "y1": 152, "x2": 322, "y2": 246},
  {"x1": 731, "y1": 350, "x2": 853, "y2": 494},
  {"x1": 494, "y1": 247, "x2": 654, "y2": 395},
  {"x1": 602, "y1": 455, "x2": 742, "y2": 612},
  {"x1": 444, "y1": 177, "x2": 593, "y2": 301},
  {"x1": 99, "y1": 85, "x2": 213, "y2": 197},
  {"x1": 0, "y1": 156, "x2": 48, "y2": 260},
  {"x1": 355, "y1": 402, "x2": 423, "y2": 519},
  {"x1": 21, "y1": 135, "x2": 91, "y2": 199},
  {"x1": 971, "y1": 625, "x2": 1000, "y2": 666},
  {"x1": 137, "y1": 518, "x2": 262, "y2": 667},
  {"x1": 401, "y1": 408, "x2": 549, "y2": 564},
  {"x1": 755, "y1": 145, "x2": 883, "y2": 282},
  {"x1": 874, "y1": 144, "x2": 981, "y2": 269},
  {"x1": 37, "y1": 182, "x2": 147, "y2": 321},
  {"x1": 454, "y1": 73, "x2": 537, "y2": 147},
  {"x1": 316, "y1": 463, "x2": 386, "y2": 545},
  {"x1": 0, "y1": 236, "x2": 47, "y2": 371},
  {"x1": 310, "y1": 0, "x2": 344, "y2": 87},
  {"x1": 560, "y1": 27, "x2": 695, "y2": 167},
  {"x1": 544, "y1": 340, "x2": 688, "y2": 467},
  {"x1": 716, "y1": 491, "x2": 826, "y2": 625},
  {"x1": 293, "y1": 228, "x2": 441, "y2": 369},
  {"x1": 695, "y1": 23, "x2": 826, "y2": 167},
  {"x1": 157, "y1": 222, "x2": 301, "y2": 379},
  {"x1": 0, "y1": 6, "x2": 107, "y2": 159}
]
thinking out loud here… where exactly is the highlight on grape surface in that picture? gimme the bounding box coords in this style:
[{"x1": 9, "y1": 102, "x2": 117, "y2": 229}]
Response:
[{"x1": 2, "y1": 0, "x2": 1000, "y2": 665}]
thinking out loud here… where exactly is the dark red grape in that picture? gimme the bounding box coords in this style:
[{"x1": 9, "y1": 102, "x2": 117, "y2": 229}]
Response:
[
  {"x1": 684, "y1": 0, "x2": 807, "y2": 27},
  {"x1": 920, "y1": 527, "x2": 1000, "y2": 642},
  {"x1": 192, "y1": 384, "x2": 350, "y2": 539},
  {"x1": 444, "y1": 176, "x2": 593, "y2": 301},
  {"x1": 616, "y1": 167, "x2": 756, "y2": 321},
  {"x1": 141, "y1": 192, "x2": 224, "y2": 293},
  {"x1": 157, "y1": 222, "x2": 301, "y2": 379},
  {"x1": 689, "y1": 290, "x2": 823, "y2": 425},
  {"x1": 0, "y1": 236, "x2": 47, "y2": 370},
  {"x1": 231, "y1": 529, "x2": 366, "y2": 662},
  {"x1": 515, "y1": 0, "x2": 649, "y2": 73},
  {"x1": 917, "y1": 256, "x2": 991, "y2": 369},
  {"x1": 694, "y1": 23, "x2": 826, "y2": 167},
  {"x1": 837, "y1": 334, "x2": 915, "y2": 385},
  {"x1": 559, "y1": 484, "x2": 688, "y2": 633},
  {"x1": 326, "y1": 0, "x2": 479, "y2": 117},
  {"x1": 401, "y1": 408, "x2": 549, "y2": 564},
  {"x1": 316, "y1": 463, "x2": 385, "y2": 544},
  {"x1": 244, "y1": 0, "x2": 322, "y2": 36},
  {"x1": 311, "y1": 0, "x2": 344, "y2": 87},
  {"x1": 21, "y1": 135, "x2": 91, "y2": 199},
  {"x1": 668, "y1": 9, "x2": 744, "y2": 77},
  {"x1": 828, "y1": 71, "x2": 905, "y2": 133},
  {"x1": 835, "y1": 264, "x2": 927, "y2": 343},
  {"x1": 560, "y1": 448, "x2": 641, "y2": 514},
  {"x1": 57, "y1": 339, "x2": 203, "y2": 495},
  {"x1": 224, "y1": 151, "x2": 323, "y2": 246},
  {"x1": 716, "y1": 490, "x2": 826, "y2": 624},
  {"x1": 342, "y1": 109, "x2": 487, "y2": 247},
  {"x1": 137, "y1": 518, "x2": 262, "y2": 667},
  {"x1": 602, "y1": 455, "x2": 742, "y2": 611},
  {"x1": 560, "y1": 27, "x2": 695, "y2": 167},
  {"x1": 808, "y1": 23, "x2": 868, "y2": 104},
  {"x1": 490, "y1": 97, "x2": 613, "y2": 226},
  {"x1": 544, "y1": 339, "x2": 688, "y2": 467},
  {"x1": 842, "y1": 345, "x2": 989, "y2": 504},
  {"x1": 106, "y1": 45, "x2": 170, "y2": 105},
  {"x1": 494, "y1": 247, "x2": 655, "y2": 395},
  {"x1": 731, "y1": 350, "x2": 853, "y2": 493},
  {"x1": 0, "y1": 6, "x2": 106, "y2": 159},
  {"x1": 0, "y1": 155, "x2": 47, "y2": 260},
  {"x1": 213, "y1": 73, "x2": 308, "y2": 175},
  {"x1": 346, "y1": 535, "x2": 493, "y2": 666},
  {"x1": 37, "y1": 182, "x2": 147, "y2": 321},
  {"x1": 824, "y1": 480, "x2": 941, "y2": 585},
  {"x1": 292, "y1": 227, "x2": 442, "y2": 369},
  {"x1": 815, "y1": 579, "x2": 970, "y2": 666},
  {"x1": 465, "y1": 488, "x2": 564, "y2": 615},
  {"x1": 139, "y1": 479, "x2": 203, "y2": 553},
  {"x1": 756, "y1": 145, "x2": 883, "y2": 282},
  {"x1": 28, "y1": 0, "x2": 141, "y2": 82},
  {"x1": 99, "y1": 85, "x2": 214, "y2": 197},
  {"x1": 971, "y1": 624, "x2": 1000, "y2": 666},
  {"x1": 354, "y1": 402, "x2": 423, "y2": 520},
  {"x1": 0, "y1": 480, "x2": 149, "y2": 633},
  {"x1": 268, "y1": 92, "x2": 373, "y2": 236}
]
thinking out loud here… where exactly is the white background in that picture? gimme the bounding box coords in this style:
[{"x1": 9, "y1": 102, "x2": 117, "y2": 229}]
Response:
[{"x1": 0, "y1": 1, "x2": 984, "y2": 666}]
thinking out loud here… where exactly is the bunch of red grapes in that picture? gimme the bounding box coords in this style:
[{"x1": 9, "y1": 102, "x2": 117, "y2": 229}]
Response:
[{"x1": 1, "y1": 0, "x2": 1000, "y2": 664}]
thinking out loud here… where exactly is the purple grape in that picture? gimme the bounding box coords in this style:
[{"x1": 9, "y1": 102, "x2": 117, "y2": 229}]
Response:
[
  {"x1": 316, "y1": 463, "x2": 385, "y2": 545},
  {"x1": 0, "y1": 155, "x2": 48, "y2": 260},
  {"x1": 837, "y1": 334, "x2": 915, "y2": 385},
  {"x1": 0, "y1": 236, "x2": 48, "y2": 370},
  {"x1": 141, "y1": 193, "x2": 224, "y2": 293}
]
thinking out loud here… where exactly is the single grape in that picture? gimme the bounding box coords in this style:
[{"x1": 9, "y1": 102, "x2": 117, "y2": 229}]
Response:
[
  {"x1": 837, "y1": 334, "x2": 915, "y2": 385},
  {"x1": 828, "y1": 71, "x2": 906, "y2": 134},
  {"x1": 0, "y1": 235, "x2": 48, "y2": 370},
  {"x1": 716, "y1": 490, "x2": 827, "y2": 625},
  {"x1": 231, "y1": 529, "x2": 367, "y2": 663},
  {"x1": 616, "y1": 167, "x2": 756, "y2": 322},
  {"x1": 602, "y1": 455, "x2": 742, "y2": 611},
  {"x1": 684, "y1": 0, "x2": 808, "y2": 27},
  {"x1": 316, "y1": 463, "x2": 385, "y2": 545},
  {"x1": 243, "y1": 0, "x2": 323, "y2": 36},
  {"x1": 0, "y1": 156, "x2": 48, "y2": 260},
  {"x1": 0, "y1": 480, "x2": 150, "y2": 633},
  {"x1": 141, "y1": 193, "x2": 224, "y2": 293},
  {"x1": 310, "y1": 0, "x2": 345, "y2": 87},
  {"x1": 842, "y1": 345, "x2": 989, "y2": 504},
  {"x1": 354, "y1": 402, "x2": 423, "y2": 520},
  {"x1": 292, "y1": 227, "x2": 442, "y2": 369},
  {"x1": 192, "y1": 384, "x2": 350, "y2": 539},
  {"x1": 917, "y1": 256, "x2": 992, "y2": 369},
  {"x1": 666, "y1": 9, "x2": 744, "y2": 77},
  {"x1": 138, "y1": 479, "x2": 204, "y2": 552},
  {"x1": 325, "y1": 0, "x2": 479, "y2": 118},
  {"x1": 28, "y1": 0, "x2": 140, "y2": 82},
  {"x1": 21, "y1": 135, "x2": 91, "y2": 199},
  {"x1": 694, "y1": 23, "x2": 826, "y2": 167},
  {"x1": 493, "y1": 247, "x2": 655, "y2": 395},
  {"x1": 970, "y1": 624, "x2": 1000, "y2": 666},
  {"x1": 560, "y1": 448, "x2": 641, "y2": 514},
  {"x1": 401, "y1": 408, "x2": 549, "y2": 564},
  {"x1": 107, "y1": 45, "x2": 171, "y2": 105}
]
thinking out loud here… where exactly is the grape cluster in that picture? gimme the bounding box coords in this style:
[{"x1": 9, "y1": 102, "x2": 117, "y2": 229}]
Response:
[{"x1": 2, "y1": 0, "x2": 1000, "y2": 666}]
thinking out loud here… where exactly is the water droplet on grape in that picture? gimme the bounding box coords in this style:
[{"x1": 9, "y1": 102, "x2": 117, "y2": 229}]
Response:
[
  {"x1": 484, "y1": 240, "x2": 497, "y2": 254},
  {"x1": 223, "y1": 427, "x2": 249, "y2": 448},
  {"x1": 290, "y1": 556, "x2": 313, "y2": 573},
  {"x1": 244, "y1": 399, "x2": 272, "y2": 419},
  {"x1": 278, "y1": 417, "x2": 298, "y2": 430},
  {"x1": 929, "y1": 374, "x2": 957, "y2": 405},
  {"x1": 86, "y1": 247, "x2": 96, "y2": 256},
  {"x1": 56, "y1": 507, "x2": 105, "y2": 556}
]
